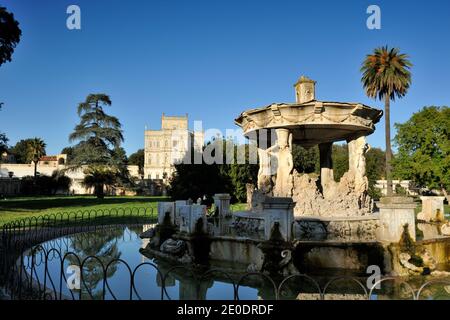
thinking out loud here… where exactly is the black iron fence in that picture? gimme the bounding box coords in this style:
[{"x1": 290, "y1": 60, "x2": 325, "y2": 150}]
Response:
[
  {"x1": 1, "y1": 208, "x2": 450, "y2": 300},
  {"x1": 0, "y1": 207, "x2": 157, "y2": 299}
]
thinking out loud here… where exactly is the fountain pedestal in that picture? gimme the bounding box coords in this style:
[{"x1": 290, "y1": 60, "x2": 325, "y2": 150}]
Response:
[
  {"x1": 262, "y1": 197, "x2": 295, "y2": 241},
  {"x1": 376, "y1": 196, "x2": 417, "y2": 243},
  {"x1": 418, "y1": 196, "x2": 446, "y2": 222},
  {"x1": 213, "y1": 193, "x2": 232, "y2": 217}
]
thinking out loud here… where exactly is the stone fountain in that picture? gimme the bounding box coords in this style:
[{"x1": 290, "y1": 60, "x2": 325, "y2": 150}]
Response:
[
  {"x1": 234, "y1": 76, "x2": 386, "y2": 242},
  {"x1": 141, "y1": 76, "x2": 450, "y2": 279}
]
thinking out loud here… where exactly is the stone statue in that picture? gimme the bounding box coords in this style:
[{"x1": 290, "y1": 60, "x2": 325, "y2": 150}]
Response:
[
  {"x1": 272, "y1": 129, "x2": 294, "y2": 197},
  {"x1": 348, "y1": 135, "x2": 370, "y2": 190},
  {"x1": 257, "y1": 145, "x2": 277, "y2": 194},
  {"x1": 347, "y1": 136, "x2": 371, "y2": 209}
]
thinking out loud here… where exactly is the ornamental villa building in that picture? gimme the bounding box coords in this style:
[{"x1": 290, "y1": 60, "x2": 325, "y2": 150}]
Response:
[{"x1": 144, "y1": 114, "x2": 204, "y2": 185}]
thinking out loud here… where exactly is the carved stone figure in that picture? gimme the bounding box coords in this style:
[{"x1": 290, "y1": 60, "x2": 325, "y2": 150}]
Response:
[
  {"x1": 272, "y1": 129, "x2": 294, "y2": 197},
  {"x1": 348, "y1": 135, "x2": 370, "y2": 195},
  {"x1": 257, "y1": 145, "x2": 277, "y2": 194}
]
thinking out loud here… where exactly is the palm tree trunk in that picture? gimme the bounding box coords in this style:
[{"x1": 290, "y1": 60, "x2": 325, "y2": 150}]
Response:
[
  {"x1": 33, "y1": 161, "x2": 38, "y2": 179},
  {"x1": 385, "y1": 94, "x2": 393, "y2": 196}
]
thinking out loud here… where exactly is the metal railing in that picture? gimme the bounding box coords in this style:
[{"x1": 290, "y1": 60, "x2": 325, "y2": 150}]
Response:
[{"x1": 1, "y1": 208, "x2": 449, "y2": 300}]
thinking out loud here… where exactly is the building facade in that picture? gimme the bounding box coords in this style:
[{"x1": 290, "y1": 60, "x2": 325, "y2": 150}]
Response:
[
  {"x1": 0, "y1": 158, "x2": 140, "y2": 195},
  {"x1": 144, "y1": 114, "x2": 203, "y2": 183}
]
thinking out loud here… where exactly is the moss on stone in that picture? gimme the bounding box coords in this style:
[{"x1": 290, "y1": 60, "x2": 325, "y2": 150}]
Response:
[
  {"x1": 259, "y1": 222, "x2": 292, "y2": 275},
  {"x1": 190, "y1": 217, "x2": 211, "y2": 265},
  {"x1": 153, "y1": 211, "x2": 176, "y2": 248}
]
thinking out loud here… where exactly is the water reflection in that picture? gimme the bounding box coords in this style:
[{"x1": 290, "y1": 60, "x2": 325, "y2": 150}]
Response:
[{"x1": 23, "y1": 226, "x2": 450, "y2": 300}]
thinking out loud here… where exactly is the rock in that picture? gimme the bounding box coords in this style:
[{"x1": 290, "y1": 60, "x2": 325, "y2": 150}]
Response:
[
  {"x1": 430, "y1": 270, "x2": 450, "y2": 277},
  {"x1": 160, "y1": 239, "x2": 186, "y2": 255},
  {"x1": 179, "y1": 253, "x2": 193, "y2": 264},
  {"x1": 398, "y1": 253, "x2": 422, "y2": 274},
  {"x1": 0, "y1": 288, "x2": 10, "y2": 300},
  {"x1": 247, "y1": 263, "x2": 259, "y2": 272},
  {"x1": 398, "y1": 249, "x2": 438, "y2": 275},
  {"x1": 421, "y1": 249, "x2": 437, "y2": 270},
  {"x1": 441, "y1": 222, "x2": 450, "y2": 236},
  {"x1": 140, "y1": 227, "x2": 155, "y2": 239}
]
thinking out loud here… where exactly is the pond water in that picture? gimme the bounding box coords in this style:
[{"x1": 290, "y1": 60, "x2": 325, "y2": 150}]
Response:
[{"x1": 23, "y1": 225, "x2": 450, "y2": 300}]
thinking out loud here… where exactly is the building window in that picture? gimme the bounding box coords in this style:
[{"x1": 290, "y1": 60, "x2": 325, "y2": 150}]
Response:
[
  {"x1": 156, "y1": 174, "x2": 159, "y2": 179},
  {"x1": 173, "y1": 140, "x2": 178, "y2": 147}
]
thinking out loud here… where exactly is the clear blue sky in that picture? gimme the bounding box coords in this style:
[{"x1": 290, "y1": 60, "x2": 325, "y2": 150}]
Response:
[{"x1": 1, "y1": 0, "x2": 449, "y2": 155}]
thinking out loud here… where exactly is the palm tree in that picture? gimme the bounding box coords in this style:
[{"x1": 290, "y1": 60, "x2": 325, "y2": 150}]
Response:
[
  {"x1": 361, "y1": 46, "x2": 412, "y2": 196},
  {"x1": 27, "y1": 137, "x2": 46, "y2": 179},
  {"x1": 82, "y1": 166, "x2": 117, "y2": 199}
]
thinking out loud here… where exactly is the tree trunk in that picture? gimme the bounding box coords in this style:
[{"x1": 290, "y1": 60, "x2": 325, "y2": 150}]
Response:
[
  {"x1": 95, "y1": 183, "x2": 104, "y2": 199},
  {"x1": 385, "y1": 94, "x2": 393, "y2": 196},
  {"x1": 33, "y1": 161, "x2": 38, "y2": 179}
]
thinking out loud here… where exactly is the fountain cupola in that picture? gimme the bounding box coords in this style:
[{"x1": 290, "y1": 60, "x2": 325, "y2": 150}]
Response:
[{"x1": 294, "y1": 75, "x2": 316, "y2": 103}]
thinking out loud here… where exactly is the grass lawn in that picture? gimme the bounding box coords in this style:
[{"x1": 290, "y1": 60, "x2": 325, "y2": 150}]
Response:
[
  {"x1": 0, "y1": 196, "x2": 167, "y2": 226},
  {"x1": 0, "y1": 195, "x2": 247, "y2": 226}
]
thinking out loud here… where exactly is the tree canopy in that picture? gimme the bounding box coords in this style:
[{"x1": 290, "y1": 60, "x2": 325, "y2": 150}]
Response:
[
  {"x1": 0, "y1": 6, "x2": 22, "y2": 67},
  {"x1": 27, "y1": 138, "x2": 46, "y2": 178},
  {"x1": 169, "y1": 139, "x2": 257, "y2": 203},
  {"x1": 69, "y1": 94, "x2": 124, "y2": 166},
  {"x1": 10, "y1": 138, "x2": 47, "y2": 164},
  {"x1": 61, "y1": 146, "x2": 76, "y2": 164},
  {"x1": 68, "y1": 94, "x2": 128, "y2": 198},
  {"x1": 393, "y1": 106, "x2": 450, "y2": 200},
  {"x1": 128, "y1": 149, "x2": 144, "y2": 176},
  {"x1": 0, "y1": 104, "x2": 8, "y2": 155},
  {"x1": 0, "y1": 133, "x2": 7, "y2": 155}
]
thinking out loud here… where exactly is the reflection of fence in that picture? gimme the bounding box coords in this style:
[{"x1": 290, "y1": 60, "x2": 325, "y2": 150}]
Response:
[
  {"x1": 0, "y1": 207, "x2": 157, "y2": 299},
  {"x1": 1, "y1": 209, "x2": 450, "y2": 300}
]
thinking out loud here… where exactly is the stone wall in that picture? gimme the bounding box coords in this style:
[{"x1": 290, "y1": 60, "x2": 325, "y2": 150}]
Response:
[{"x1": 0, "y1": 163, "x2": 140, "y2": 195}]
